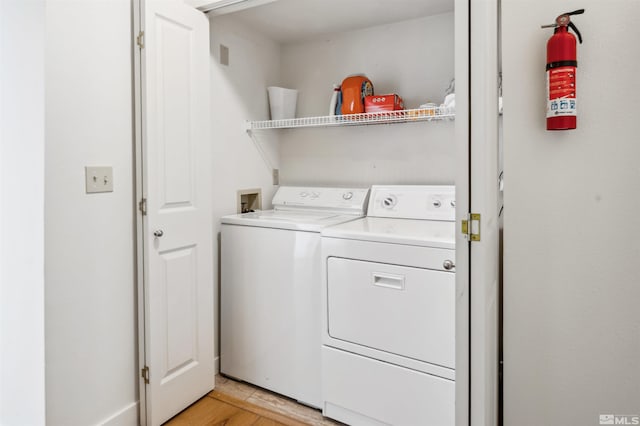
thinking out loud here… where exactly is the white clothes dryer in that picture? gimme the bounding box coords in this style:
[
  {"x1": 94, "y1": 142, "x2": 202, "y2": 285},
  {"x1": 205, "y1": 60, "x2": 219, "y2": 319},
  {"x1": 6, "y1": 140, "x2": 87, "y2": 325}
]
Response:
[
  {"x1": 320, "y1": 185, "x2": 456, "y2": 425},
  {"x1": 220, "y1": 186, "x2": 369, "y2": 409}
]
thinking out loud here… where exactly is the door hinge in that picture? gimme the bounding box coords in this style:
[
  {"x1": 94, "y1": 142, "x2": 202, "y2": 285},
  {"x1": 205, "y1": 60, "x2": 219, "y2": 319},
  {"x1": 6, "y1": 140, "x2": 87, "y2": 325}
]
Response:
[
  {"x1": 141, "y1": 366, "x2": 150, "y2": 384},
  {"x1": 462, "y1": 213, "x2": 481, "y2": 242},
  {"x1": 136, "y1": 31, "x2": 145, "y2": 49},
  {"x1": 138, "y1": 198, "x2": 147, "y2": 216}
]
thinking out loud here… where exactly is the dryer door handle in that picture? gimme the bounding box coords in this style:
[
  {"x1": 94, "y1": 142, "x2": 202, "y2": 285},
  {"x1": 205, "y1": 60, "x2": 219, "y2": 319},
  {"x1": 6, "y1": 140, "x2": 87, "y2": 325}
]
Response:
[{"x1": 372, "y1": 272, "x2": 405, "y2": 291}]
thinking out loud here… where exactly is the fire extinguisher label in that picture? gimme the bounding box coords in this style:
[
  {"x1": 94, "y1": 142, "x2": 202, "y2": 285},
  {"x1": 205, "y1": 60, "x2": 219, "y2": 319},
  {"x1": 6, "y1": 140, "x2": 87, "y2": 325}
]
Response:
[{"x1": 546, "y1": 66, "x2": 577, "y2": 118}]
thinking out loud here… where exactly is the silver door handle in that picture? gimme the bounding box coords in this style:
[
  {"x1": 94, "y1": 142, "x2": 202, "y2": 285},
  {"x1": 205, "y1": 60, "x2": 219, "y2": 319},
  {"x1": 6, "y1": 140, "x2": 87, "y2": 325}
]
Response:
[
  {"x1": 443, "y1": 260, "x2": 455, "y2": 270},
  {"x1": 153, "y1": 230, "x2": 164, "y2": 237}
]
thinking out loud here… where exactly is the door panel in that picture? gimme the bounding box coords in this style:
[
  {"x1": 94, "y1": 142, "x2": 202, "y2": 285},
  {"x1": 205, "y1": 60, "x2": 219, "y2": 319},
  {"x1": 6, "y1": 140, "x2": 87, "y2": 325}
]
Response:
[
  {"x1": 136, "y1": 1, "x2": 214, "y2": 425},
  {"x1": 162, "y1": 245, "x2": 197, "y2": 376},
  {"x1": 327, "y1": 257, "x2": 455, "y2": 368},
  {"x1": 154, "y1": 14, "x2": 194, "y2": 206}
]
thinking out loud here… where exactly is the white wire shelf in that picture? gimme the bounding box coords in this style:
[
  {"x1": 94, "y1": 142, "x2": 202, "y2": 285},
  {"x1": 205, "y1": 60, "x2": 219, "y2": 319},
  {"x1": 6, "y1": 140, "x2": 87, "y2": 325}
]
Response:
[{"x1": 245, "y1": 107, "x2": 455, "y2": 131}]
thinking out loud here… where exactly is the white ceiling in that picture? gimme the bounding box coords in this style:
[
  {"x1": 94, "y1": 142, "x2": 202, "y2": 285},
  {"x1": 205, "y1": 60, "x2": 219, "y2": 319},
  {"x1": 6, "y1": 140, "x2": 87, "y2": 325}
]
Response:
[{"x1": 217, "y1": 0, "x2": 454, "y2": 43}]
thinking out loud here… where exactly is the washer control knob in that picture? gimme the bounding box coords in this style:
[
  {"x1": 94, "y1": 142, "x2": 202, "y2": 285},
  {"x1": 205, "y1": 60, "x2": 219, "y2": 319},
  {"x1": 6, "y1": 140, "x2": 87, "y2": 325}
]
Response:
[
  {"x1": 382, "y1": 195, "x2": 397, "y2": 209},
  {"x1": 450, "y1": 200, "x2": 456, "y2": 208},
  {"x1": 342, "y1": 191, "x2": 353, "y2": 200},
  {"x1": 311, "y1": 192, "x2": 319, "y2": 199},
  {"x1": 153, "y1": 230, "x2": 164, "y2": 238},
  {"x1": 433, "y1": 200, "x2": 442, "y2": 208},
  {"x1": 443, "y1": 260, "x2": 455, "y2": 270},
  {"x1": 300, "y1": 192, "x2": 308, "y2": 198}
]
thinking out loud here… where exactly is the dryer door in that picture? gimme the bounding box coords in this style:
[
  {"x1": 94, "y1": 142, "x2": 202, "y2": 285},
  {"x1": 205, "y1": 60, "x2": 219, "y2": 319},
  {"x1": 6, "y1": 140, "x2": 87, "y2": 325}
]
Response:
[{"x1": 327, "y1": 257, "x2": 455, "y2": 369}]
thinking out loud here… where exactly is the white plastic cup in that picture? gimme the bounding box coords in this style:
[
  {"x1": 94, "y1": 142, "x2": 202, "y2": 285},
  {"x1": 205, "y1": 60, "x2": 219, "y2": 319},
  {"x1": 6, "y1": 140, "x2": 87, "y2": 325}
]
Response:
[{"x1": 267, "y1": 87, "x2": 298, "y2": 120}]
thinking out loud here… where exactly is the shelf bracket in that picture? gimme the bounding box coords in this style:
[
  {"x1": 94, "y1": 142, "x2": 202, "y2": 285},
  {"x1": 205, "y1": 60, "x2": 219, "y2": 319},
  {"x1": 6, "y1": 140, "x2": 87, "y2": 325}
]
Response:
[{"x1": 245, "y1": 126, "x2": 277, "y2": 183}]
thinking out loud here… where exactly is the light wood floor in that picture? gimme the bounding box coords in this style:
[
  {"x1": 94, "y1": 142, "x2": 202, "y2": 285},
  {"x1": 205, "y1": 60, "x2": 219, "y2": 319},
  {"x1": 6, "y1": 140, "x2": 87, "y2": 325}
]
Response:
[{"x1": 165, "y1": 375, "x2": 342, "y2": 426}]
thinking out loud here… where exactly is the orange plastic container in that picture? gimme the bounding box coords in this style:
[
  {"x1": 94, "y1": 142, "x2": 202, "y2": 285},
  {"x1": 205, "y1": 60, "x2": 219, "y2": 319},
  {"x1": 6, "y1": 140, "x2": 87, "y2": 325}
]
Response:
[{"x1": 340, "y1": 75, "x2": 374, "y2": 115}]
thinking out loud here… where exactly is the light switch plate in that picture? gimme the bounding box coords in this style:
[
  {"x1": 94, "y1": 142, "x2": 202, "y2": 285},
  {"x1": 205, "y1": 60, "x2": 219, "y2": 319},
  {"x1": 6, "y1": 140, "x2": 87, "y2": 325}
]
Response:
[{"x1": 85, "y1": 166, "x2": 113, "y2": 193}]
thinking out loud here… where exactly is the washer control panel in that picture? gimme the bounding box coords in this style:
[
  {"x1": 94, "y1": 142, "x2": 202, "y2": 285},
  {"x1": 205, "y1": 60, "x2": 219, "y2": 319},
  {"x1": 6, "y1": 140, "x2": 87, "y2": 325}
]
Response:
[
  {"x1": 368, "y1": 185, "x2": 455, "y2": 221},
  {"x1": 272, "y1": 186, "x2": 370, "y2": 214}
]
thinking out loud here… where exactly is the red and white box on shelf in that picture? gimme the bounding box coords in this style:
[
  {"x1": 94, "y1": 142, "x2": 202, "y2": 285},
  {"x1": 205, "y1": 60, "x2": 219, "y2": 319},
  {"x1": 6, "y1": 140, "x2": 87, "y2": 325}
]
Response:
[{"x1": 364, "y1": 94, "x2": 404, "y2": 112}]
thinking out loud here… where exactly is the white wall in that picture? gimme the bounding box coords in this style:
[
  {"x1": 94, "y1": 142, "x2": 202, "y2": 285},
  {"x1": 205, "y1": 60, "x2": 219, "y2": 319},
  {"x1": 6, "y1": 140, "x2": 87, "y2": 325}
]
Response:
[
  {"x1": 279, "y1": 13, "x2": 456, "y2": 186},
  {"x1": 0, "y1": 1, "x2": 46, "y2": 424},
  {"x1": 208, "y1": 14, "x2": 282, "y2": 368},
  {"x1": 502, "y1": 1, "x2": 640, "y2": 424},
  {"x1": 45, "y1": 1, "x2": 138, "y2": 425}
]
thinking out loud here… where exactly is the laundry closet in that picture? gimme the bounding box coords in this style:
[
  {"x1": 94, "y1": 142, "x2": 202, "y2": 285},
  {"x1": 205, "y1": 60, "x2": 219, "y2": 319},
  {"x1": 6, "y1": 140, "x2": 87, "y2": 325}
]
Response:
[{"x1": 200, "y1": 0, "x2": 462, "y2": 424}]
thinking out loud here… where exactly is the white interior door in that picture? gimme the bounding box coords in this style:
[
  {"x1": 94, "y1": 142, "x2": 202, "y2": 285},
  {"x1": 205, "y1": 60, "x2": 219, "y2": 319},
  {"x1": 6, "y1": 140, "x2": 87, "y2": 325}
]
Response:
[
  {"x1": 469, "y1": 0, "x2": 501, "y2": 425},
  {"x1": 135, "y1": 1, "x2": 214, "y2": 425},
  {"x1": 456, "y1": 0, "x2": 501, "y2": 425},
  {"x1": 454, "y1": 1, "x2": 471, "y2": 425}
]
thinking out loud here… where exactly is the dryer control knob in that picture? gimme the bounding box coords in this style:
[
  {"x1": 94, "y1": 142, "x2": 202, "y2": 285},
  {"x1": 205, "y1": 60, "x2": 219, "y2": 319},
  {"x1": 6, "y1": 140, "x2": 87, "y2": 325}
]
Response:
[
  {"x1": 342, "y1": 192, "x2": 353, "y2": 200},
  {"x1": 443, "y1": 260, "x2": 455, "y2": 270},
  {"x1": 300, "y1": 192, "x2": 308, "y2": 198}
]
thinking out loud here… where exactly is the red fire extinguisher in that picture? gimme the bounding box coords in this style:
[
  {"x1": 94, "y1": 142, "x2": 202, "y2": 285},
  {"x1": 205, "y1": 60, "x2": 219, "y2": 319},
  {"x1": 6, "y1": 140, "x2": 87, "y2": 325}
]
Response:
[{"x1": 542, "y1": 9, "x2": 585, "y2": 130}]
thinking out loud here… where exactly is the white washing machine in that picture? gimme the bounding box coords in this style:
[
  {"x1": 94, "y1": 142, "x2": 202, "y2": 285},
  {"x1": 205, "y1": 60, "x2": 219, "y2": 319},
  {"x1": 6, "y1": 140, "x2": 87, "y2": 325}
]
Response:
[
  {"x1": 220, "y1": 186, "x2": 369, "y2": 408},
  {"x1": 320, "y1": 185, "x2": 456, "y2": 426}
]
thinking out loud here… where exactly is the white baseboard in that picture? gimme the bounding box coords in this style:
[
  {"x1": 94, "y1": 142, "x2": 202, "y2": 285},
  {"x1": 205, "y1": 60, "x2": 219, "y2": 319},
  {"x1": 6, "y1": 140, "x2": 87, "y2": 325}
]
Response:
[{"x1": 99, "y1": 401, "x2": 139, "y2": 426}]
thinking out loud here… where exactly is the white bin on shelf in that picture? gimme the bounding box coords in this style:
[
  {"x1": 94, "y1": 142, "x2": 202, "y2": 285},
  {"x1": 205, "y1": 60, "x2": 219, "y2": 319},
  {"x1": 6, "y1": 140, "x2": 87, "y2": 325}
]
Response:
[{"x1": 267, "y1": 86, "x2": 298, "y2": 120}]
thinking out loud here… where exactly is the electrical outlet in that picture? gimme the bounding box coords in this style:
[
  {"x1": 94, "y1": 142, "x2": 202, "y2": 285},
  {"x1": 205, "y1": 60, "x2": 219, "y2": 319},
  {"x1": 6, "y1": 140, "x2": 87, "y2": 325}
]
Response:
[
  {"x1": 85, "y1": 166, "x2": 114, "y2": 193},
  {"x1": 272, "y1": 168, "x2": 279, "y2": 186}
]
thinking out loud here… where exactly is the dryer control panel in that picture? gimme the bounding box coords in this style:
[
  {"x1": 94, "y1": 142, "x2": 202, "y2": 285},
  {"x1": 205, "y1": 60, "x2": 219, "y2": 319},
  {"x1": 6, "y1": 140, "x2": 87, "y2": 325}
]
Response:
[{"x1": 368, "y1": 185, "x2": 455, "y2": 221}]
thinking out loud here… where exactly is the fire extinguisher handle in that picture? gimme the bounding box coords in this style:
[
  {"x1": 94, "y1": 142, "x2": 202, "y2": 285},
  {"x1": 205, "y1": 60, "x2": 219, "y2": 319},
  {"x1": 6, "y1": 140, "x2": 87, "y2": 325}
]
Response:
[
  {"x1": 565, "y1": 9, "x2": 585, "y2": 16},
  {"x1": 568, "y1": 21, "x2": 583, "y2": 44}
]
